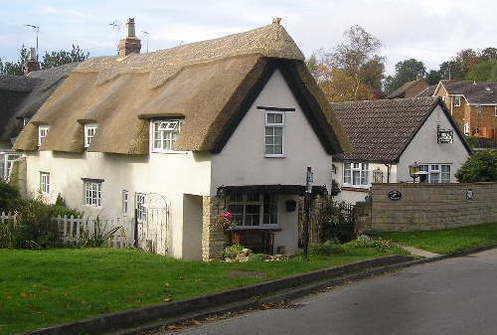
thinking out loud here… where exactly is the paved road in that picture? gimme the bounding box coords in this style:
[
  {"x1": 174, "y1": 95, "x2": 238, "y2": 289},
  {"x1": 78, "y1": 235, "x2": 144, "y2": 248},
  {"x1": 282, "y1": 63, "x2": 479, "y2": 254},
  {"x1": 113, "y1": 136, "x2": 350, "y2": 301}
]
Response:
[{"x1": 162, "y1": 249, "x2": 497, "y2": 335}]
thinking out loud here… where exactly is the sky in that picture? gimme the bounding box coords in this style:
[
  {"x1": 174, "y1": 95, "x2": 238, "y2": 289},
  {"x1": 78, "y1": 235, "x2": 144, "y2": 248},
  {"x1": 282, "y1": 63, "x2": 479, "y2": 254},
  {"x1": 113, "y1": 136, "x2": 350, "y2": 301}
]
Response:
[{"x1": 0, "y1": 0, "x2": 496, "y2": 75}]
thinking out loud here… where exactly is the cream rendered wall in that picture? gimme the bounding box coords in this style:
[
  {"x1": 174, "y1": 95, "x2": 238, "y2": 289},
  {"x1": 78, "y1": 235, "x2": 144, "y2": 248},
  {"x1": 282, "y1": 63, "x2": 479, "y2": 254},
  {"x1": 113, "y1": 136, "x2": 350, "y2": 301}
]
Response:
[
  {"x1": 211, "y1": 69, "x2": 333, "y2": 192},
  {"x1": 211, "y1": 69, "x2": 334, "y2": 254},
  {"x1": 333, "y1": 162, "x2": 398, "y2": 204},
  {"x1": 24, "y1": 150, "x2": 211, "y2": 258},
  {"x1": 397, "y1": 105, "x2": 470, "y2": 182}
]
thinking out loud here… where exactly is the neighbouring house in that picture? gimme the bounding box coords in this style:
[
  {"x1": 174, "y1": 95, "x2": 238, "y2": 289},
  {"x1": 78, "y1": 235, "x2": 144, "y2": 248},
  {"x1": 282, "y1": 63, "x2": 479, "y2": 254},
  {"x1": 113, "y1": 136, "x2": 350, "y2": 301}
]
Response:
[
  {"x1": 330, "y1": 97, "x2": 472, "y2": 204},
  {"x1": 0, "y1": 54, "x2": 76, "y2": 180},
  {"x1": 14, "y1": 19, "x2": 346, "y2": 260},
  {"x1": 387, "y1": 78, "x2": 429, "y2": 99},
  {"x1": 431, "y1": 80, "x2": 497, "y2": 142}
]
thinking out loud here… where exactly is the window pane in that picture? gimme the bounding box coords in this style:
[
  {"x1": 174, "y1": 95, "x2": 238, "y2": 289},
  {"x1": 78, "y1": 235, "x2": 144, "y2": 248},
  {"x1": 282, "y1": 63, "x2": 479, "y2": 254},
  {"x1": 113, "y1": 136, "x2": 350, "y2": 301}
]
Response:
[
  {"x1": 274, "y1": 127, "x2": 283, "y2": 136},
  {"x1": 245, "y1": 204, "x2": 260, "y2": 226},
  {"x1": 353, "y1": 170, "x2": 361, "y2": 185},
  {"x1": 263, "y1": 194, "x2": 278, "y2": 225},
  {"x1": 274, "y1": 145, "x2": 283, "y2": 154}
]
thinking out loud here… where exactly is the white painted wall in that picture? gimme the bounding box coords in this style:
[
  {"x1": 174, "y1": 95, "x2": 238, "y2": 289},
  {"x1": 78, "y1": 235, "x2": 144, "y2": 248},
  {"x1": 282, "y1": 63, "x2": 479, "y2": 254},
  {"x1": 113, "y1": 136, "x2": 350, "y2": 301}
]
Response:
[
  {"x1": 23, "y1": 69, "x2": 335, "y2": 258},
  {"x1": 211, "y1": 70, "x2": 333, "y2": 193},
  {"x1": 24, "y1": 150, "x2": 211, "y2": 258},
  {"x1": 397, "y1": 105, "x2": 470, "y2": 182}
]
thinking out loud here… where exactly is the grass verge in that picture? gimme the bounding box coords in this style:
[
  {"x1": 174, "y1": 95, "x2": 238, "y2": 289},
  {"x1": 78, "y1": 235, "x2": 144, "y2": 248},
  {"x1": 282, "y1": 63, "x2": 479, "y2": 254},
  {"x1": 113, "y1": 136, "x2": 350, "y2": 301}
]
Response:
[
  {"x1": 378, "y1": 222, "x2": 497, "y2": 255},
  {"x1": 0, "y1": 243, "x2": 402, "y2": 334}
]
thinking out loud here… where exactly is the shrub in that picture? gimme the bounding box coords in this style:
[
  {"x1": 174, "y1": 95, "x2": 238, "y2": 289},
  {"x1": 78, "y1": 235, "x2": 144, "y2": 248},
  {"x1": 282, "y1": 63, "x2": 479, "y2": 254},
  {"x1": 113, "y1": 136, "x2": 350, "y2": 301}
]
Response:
[
  {"x1": 223, "y1": 244, "x2": 249, "y2": 260},
  {"x1": 0, "y1": 181, "x2": 21, "y2": 212},
  {"x1": 456, "y1": 151, "x2": 497, "y2": 182},
  {"x1": 317, "y1": 198, "x2": 357, "y2": 243},
  {"x1": 310, "y1": 240, "x2": 345, "y2": 256},
  {"x1": 79, "y1": 217, "x2": 122, "y2": 247}
]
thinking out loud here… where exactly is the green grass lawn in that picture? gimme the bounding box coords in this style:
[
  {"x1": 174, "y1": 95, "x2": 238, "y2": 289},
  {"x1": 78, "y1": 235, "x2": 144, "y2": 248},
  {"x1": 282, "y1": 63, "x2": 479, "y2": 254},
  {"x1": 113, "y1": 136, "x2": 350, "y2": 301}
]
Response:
[
  {"x1": 379, "y1": 222, "x2": 497, "y2": 255},
  {"x1": 0, "y1": 244, "x2": 402, "y2": 334}
]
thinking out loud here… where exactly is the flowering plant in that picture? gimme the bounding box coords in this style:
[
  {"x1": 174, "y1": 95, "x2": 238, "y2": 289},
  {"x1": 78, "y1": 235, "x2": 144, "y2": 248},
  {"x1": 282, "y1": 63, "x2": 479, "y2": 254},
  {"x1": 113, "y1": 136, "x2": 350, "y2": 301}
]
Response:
[{"x1": 217, "y1": 210, "x2": 234, "y2": 230}]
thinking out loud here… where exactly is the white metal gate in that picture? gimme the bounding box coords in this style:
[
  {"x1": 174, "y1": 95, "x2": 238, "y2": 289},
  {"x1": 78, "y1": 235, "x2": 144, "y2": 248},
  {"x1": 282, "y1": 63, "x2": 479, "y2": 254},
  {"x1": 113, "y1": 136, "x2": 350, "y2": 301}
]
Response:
[{"x1": 136, "y1": 193, "x2": 171, "y2": 255}]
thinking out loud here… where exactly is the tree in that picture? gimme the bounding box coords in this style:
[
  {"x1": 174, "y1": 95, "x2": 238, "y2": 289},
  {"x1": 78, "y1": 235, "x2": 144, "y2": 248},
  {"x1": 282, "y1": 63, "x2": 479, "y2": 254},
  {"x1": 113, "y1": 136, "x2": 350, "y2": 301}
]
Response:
[
  {"x1": 439, "y1": 60, "x2": 464, "y2": 80},
  {"x1": 0, "y1": 46, "x2": 29, "y2": 75},
  {"x1": 426, "y1": 70, "x2": 442, "y2": 85},
  {"x1": 455, "y1": 151, "x2": 497, "y2": 183},
  {"x1": 41, "y1": 44, "x2": 89, "y2": 69},
  {"x1": 307, "y1": 25, "x2": 385, "y2": 101},
  {"x1": 480, "y1": 47, "x2": 497, "y2": 61},
  {"x1": 384, "y1": 58, "x2": 426, "y2": 93},
  {"x1": 466, "y1": 60, "x2": 497, "y2": 82}
]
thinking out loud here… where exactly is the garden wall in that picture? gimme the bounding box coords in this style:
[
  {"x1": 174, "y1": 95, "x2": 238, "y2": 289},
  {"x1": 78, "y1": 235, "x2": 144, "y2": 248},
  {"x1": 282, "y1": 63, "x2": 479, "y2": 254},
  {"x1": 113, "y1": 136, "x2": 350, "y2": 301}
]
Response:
[{"x1": 370, "y1": 182, "x2": 497, "y2": 231}]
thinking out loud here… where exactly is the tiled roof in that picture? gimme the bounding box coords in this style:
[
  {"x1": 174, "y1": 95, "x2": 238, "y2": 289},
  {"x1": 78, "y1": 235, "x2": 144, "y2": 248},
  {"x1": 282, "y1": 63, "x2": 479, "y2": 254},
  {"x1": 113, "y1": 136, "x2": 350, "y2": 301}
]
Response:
[
  {"x1": 416, "y1": 84, "x2": 436, "y2": 97},
  {"x1": 386, "y1": 79, "x2": 427, "y2": 99},
  {"x1": 331, "y1": 97, "x2": 447, "y2": 163},
  {"x1": 441, "y1": 81, "x2": 497, "y2": 104}
]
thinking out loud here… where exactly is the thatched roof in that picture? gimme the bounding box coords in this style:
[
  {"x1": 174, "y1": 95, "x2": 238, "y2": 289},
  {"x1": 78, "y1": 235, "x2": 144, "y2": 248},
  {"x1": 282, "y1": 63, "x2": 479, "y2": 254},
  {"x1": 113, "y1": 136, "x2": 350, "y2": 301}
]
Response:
[
  {"x1": 15, "y1": 23, "x2": 346, "y2": 155},
  {"x1": 0, "y1": 63, "x2": 77, "y2": 144}
]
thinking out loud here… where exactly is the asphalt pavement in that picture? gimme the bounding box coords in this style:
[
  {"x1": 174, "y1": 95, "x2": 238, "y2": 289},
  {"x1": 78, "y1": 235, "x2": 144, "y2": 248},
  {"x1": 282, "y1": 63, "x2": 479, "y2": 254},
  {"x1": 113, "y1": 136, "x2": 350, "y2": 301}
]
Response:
[{"x1": 160, "y1": 249, "x2": 497, "y2": 335}]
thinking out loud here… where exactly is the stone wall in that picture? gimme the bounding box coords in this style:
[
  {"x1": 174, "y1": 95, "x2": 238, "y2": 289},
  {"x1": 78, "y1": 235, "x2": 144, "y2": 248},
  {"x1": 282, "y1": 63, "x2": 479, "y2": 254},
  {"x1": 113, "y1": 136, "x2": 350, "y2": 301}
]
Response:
[
  {"x1": 370, "y1": 182, "x2": 497, "y2": 231},
  {"x1": 201, "y1": 196, "x2": 228, "y2": 261}
]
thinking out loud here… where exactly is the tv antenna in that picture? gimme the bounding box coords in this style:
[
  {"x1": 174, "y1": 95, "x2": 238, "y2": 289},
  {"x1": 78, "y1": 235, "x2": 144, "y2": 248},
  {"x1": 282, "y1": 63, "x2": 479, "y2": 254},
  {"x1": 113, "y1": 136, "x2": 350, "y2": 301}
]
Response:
[
  {"x1": 24, "y1": 24, "x2": 39, "y2": 60},
  {"x1": 141, "y1": 31, "x2": 150, "y2": 53}
]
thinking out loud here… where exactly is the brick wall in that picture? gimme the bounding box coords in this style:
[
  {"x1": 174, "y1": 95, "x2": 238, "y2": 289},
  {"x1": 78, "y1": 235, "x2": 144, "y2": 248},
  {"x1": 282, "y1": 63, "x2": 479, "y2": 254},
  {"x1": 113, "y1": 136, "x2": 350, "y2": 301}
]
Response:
[{"x1": 370, "y1": 182, "x2": 497, "y2": 231}]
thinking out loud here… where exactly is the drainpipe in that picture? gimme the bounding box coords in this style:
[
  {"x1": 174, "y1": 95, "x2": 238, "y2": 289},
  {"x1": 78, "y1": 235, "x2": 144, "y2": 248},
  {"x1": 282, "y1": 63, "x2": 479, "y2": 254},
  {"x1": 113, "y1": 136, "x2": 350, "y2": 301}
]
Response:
[{"x1": 385, "y1": 164, "x2": 391, "y2": 183}]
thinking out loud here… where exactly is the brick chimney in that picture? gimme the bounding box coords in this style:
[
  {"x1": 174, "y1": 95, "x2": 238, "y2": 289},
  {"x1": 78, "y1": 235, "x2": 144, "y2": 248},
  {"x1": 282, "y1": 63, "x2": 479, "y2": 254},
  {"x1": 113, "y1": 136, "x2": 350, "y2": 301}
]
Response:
[
  {"x1": 118, "y1": 18, "x2": 141, "y2": 57},
  {"x1": 24, "y1": 47, "x2": 40, "y2": 74}
]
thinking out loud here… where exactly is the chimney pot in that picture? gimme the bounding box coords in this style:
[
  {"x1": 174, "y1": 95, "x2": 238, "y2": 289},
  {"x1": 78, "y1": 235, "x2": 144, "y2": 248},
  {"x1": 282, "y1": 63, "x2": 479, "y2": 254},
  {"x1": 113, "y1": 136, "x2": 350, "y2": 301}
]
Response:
[{"x1": 272, "y1": 17, "x2": 282, "y2": 25}]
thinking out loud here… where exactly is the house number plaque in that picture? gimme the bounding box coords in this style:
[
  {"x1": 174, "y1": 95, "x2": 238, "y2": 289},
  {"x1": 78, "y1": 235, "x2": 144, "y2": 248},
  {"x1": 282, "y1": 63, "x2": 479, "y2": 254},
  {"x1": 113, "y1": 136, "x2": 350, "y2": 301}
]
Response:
[{"x1": 387, "y1": 190, "x2": 402, "y2": 201}]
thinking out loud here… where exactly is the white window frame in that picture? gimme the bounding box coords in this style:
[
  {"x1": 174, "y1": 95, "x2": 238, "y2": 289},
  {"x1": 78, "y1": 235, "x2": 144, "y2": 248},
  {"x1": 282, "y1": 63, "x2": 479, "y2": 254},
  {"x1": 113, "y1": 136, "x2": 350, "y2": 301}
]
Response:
[
  {"x1": 1, "y1": 153, "x2": 20, "y2": 181},
  {"x1": 151, "y1": 120, "x2": 182, "y2": 153},
  {"x1": 84, "y1": 123, "x2": 98, "y2": 148},
  {"x1": 135, "y1": 192, "x2": 146, "y2": 222},
  {"x1": 39, "y1": 172, "x2": 50, "y2": 194},
  {"x1": 343, "y1": 162, "x2": 370, "y2": 187},
  {"x1": 463, "y1": 122, "x2": 470, "y2": 135},
  {"x1": 418, "y1": 164, "x2": 451, "y2": 184},
  {"x1": 122, "y1": 190, "x2": 129, "y2": 216},
  {"x1": 227, "y1": 194, "x2": 279, "y2": 228},
  {"x1": 454, "y1": 95, "x2": 462, "y2": 107},
  {"x1": 38, "y1": 125, "x2": 49, "y2": 147},
  {"x1": 264, "y1": 112, "x2": 286, "y2": 158},
  {"x1": 83, "y1": 180, "x2": 102, "y2": 207},
  {"x1": 494, "y1": 106, "x2": 497, "y2": 117}
]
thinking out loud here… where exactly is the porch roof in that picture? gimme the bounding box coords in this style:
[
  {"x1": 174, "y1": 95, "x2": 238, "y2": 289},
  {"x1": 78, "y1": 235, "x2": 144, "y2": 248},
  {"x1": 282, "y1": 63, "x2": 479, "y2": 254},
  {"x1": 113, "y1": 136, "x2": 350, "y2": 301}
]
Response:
[{"x1": 216, "y1": 184, "x2": 328, "y2": 196}]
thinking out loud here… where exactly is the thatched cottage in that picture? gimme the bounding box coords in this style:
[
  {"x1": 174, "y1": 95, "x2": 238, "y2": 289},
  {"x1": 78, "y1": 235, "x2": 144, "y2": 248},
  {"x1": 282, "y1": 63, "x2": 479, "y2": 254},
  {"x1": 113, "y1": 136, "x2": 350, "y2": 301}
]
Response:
[
  {"x1": 0, "y1": 60, "x2": 76, "y2": 180},
  {"x1": 331, "y1": 97, "x2": 472, "y2": 204},
  {"x1": 14, "y1": 19, "x2": 347, "y2": 260}
]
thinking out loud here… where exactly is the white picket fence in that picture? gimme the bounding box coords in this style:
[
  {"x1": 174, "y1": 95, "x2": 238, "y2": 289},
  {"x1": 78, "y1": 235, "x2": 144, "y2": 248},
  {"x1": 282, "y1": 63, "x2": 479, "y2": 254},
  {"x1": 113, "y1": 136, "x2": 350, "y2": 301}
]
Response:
[{"x1": 0, "y1": 212, "x2": 135, "y2": 248}]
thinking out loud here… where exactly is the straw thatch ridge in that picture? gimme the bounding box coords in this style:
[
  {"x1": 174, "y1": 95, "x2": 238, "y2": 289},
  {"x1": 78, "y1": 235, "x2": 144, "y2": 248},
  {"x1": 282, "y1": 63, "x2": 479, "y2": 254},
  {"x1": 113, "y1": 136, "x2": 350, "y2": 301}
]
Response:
[{"x1": 14, "y1": 23, "x2": 346, "y2": 155}]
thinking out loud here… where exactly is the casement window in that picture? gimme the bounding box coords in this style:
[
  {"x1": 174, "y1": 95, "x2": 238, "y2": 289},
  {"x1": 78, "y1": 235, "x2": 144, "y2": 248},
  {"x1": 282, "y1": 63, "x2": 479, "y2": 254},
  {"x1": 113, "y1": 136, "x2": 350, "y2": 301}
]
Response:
[
  {"x1": 0, "y1": 153, "x2": 20, "y2": 181},
  {"x1": 344, "y1": 162, "x2": 370, "y2": 186},
  {"x1": 39, "y1": 172, "x2": 50, "y2": 194},
  {"x1": 418, "y1": 164, "x2": 451, "y2": 184},
  {"x1": 463, "y1": 122, "x2": 470, "y2": 135},
  {"x1": 151, "y1": 120, "x2": 181, "y2": 152},
  {"x1": 264, "y1": 112, "x2": 285, "y2": 157},
  {"x1": 227, "y1": 194, "x2": 278, "y2": 227},
  {"x1": 83, "y1": 180, "x2": 102, "y2": 206},
  {"x1": 84, "y1": 124, "x2": 98, "y2": 148},
  {"x1": 122, "y1": 190, "x2": 129, "y2": 216},
  {"x1": 38, "y1": 126, "x2": 49, "y2": 146},
  {"x1": 135, "y1": 192, "x2": 146, "y2": 221},
  {"x1": 454, "y1": 96, "x2": 462, "y2": 107}
]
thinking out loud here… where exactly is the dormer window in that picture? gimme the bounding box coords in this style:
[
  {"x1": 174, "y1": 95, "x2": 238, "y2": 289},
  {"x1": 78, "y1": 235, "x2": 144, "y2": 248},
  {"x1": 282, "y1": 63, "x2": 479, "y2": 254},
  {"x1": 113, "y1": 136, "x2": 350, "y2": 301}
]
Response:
[
  {"x1": 38, "y1": 125, "x2": 49, "y2": 147},
  {"x1": 84, "y1": 124, "x2": 98, "y2": 148},
  {"x1": 151, "y1": 120, "x2": 181, "y2": 153}
]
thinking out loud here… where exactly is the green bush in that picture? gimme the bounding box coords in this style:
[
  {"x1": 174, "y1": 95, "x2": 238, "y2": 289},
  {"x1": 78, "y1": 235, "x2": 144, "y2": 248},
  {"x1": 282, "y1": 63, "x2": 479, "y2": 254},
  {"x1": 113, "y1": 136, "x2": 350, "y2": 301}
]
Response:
[
  {"x1": 317, "y1": 198, "x2": 357, "y2": 243},
  {"x1": 223, "y1": 244, "x2": 246, "y2": 259},
  {"x1": 0, "y1": 182, "x2": 21, "y2": 212},
  {"x1": 310, "y1": 240, "x2": 345, "y2": 256},
  {"x1": 456, "y1": 151, "x2": 497, "y2": 182}
]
